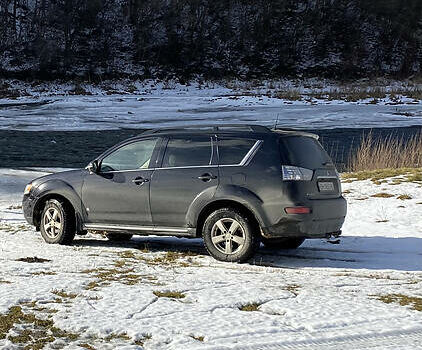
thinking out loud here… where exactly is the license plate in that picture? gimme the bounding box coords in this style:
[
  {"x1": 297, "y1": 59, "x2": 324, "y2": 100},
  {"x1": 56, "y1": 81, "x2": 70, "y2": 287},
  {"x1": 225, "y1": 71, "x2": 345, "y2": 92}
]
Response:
[{"x1": 318, "y1": 182, "x2": 335, "y2": 192}]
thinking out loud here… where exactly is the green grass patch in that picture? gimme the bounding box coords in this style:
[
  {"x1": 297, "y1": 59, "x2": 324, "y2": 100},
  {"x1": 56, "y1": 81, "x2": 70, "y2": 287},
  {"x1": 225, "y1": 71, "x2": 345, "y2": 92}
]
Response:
[
  {"x1": 153, "y1": 290, "x2": 185, "y2": 299},
  {"x1": 375, "y1": 294, "x2": 422, "y2": 312}
]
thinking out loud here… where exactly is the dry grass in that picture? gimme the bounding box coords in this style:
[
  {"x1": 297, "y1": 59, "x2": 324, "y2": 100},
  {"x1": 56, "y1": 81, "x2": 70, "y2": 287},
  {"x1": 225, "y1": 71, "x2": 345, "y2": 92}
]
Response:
[
  {"x1": 190, "y1": 335, "x2": 204, "y2": 342},
  {"x1": 153, "y1": 291, "x2": 185, "y2": 299},
  {"x1": 283, "y1": 284, "x2": 301, "y2": 296},
  {"x1": 375, "y1": 294, "x2": 422, "y2": 312},
  {"x1": 239, "y1": 303, "x2": 260, "y2": 312},
  {"x1": 342, "y1": 168, "x2": 422, "y2": 184},
  {"x1": 51, "y1": 290, "x2": 78, "y2": 299},
  {"x1": 371, "y1": 192, "x2": 394, "y2": 198},
  {"x1": 397, "y1": 194, "x2": 412, "y2": 200},
  {"x1": 0, "y1": 303, "x2": 80, "y2": 347},
  {"x1": 348, "y1": 132, "x2": 422, "y2": 172}
]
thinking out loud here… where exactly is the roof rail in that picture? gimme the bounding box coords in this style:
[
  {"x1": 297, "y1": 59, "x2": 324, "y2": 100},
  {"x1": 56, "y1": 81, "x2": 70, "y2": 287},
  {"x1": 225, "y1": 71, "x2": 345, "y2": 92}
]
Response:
[{"x1": 143, "y1": 124, "x2": 272, "y2": 134}]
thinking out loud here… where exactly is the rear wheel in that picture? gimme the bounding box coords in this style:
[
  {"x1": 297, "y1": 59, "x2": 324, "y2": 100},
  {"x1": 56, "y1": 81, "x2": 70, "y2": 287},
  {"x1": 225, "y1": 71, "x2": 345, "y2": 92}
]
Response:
[
  {"x1": 261, "y1": 237, "x2": 305, "y2": 250},
  {"x1": 202, "y1": 208, "x2": 258, "y2": 262},
  {"x1": 106, "y1": 233, "x2": 133, "y2": 242},
  {"x1": 40, "y1": 199, "x2": 75, "y2": 245}
]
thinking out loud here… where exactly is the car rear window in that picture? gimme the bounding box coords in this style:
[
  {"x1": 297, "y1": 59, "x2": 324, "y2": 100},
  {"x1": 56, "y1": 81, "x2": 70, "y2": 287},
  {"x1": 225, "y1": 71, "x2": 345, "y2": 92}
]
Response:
[
  {"x1": 279, "y1": 136, "x2": 332, "y2": 169},
  {"x1": 162, "y1": 136, "x2": 212, "y2": 167},
  {"x1": 217, "y1": 138, "x2": 256, "y2": 165}
]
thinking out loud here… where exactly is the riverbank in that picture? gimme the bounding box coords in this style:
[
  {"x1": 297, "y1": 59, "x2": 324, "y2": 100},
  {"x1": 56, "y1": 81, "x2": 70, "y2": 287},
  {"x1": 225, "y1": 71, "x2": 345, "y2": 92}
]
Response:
[{"x1": 1, "y1": 167, "x2": 422, "y2": 349}]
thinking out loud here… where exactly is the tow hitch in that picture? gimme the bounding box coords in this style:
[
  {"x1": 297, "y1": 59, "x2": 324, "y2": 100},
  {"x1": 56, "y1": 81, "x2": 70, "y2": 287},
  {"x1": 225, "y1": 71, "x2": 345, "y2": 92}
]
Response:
[{"x1": 326, "y1": 231, "x2": 341, "y2": 244}]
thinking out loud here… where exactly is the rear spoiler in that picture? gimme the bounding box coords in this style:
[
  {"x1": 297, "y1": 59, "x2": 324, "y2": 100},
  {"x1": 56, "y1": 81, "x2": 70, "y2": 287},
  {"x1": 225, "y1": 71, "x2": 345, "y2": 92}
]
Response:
[{"x1": 272, "y1": 129, "x2": 319, "y2": 140}]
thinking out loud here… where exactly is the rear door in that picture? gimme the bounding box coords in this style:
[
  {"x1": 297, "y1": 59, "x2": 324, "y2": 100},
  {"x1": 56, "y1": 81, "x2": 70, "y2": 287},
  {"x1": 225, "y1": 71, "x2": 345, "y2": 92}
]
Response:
[
  {"x1": 150, "y1": 135, "x2": 218, "y2": 228},
  {"x1": 279, "y1": 136, "x2": 341, "y2": 199}
]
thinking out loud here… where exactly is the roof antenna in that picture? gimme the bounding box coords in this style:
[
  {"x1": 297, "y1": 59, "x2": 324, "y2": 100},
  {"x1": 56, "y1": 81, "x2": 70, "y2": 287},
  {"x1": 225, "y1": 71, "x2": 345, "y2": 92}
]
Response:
[{"x1": 273, "y1": 114, "x2": 280, "y2": 130}]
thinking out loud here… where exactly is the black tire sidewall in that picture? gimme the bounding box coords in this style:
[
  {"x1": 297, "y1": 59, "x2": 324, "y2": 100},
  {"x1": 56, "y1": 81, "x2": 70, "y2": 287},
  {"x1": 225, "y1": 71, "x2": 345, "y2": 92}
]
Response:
[
  {"x1": 40, "y1": 199, "x2": 75, "y2": 245},
  {"x1": 202, "y1": 208, "x2": 257, "y2": 263}
]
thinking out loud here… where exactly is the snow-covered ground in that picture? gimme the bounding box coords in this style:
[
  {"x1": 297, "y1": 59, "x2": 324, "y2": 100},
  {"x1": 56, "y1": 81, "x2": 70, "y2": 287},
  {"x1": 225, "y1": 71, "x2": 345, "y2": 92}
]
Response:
[
  {"x1": 1, "y1": 80, "x2": 422, "y2": 130},
  {"x1": 0, "y1": 168, "x2": 421, "y2": 349}
]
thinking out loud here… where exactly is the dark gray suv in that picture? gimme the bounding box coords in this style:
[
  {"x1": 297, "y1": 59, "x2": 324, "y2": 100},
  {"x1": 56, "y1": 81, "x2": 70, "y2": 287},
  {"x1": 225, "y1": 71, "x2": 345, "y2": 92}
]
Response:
[{"x1": 23, "y1": 125, "x2": 346, "y2": 262}]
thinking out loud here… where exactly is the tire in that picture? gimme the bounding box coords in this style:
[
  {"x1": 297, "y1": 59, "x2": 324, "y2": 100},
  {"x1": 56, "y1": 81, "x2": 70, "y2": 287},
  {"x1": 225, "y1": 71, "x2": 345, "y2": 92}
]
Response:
[
  {"x1": 261, "y1": 237, "x2": 305, "y2": 250},
  {"x1": 106, "y1": 233, "x2": 133, "y2": 242},
  {"x1": 40, "y1": 199, "x2": 76, "y2": 245},
  {"x1": 202, "y1": 207, "x2": 258, "y2": 263}
]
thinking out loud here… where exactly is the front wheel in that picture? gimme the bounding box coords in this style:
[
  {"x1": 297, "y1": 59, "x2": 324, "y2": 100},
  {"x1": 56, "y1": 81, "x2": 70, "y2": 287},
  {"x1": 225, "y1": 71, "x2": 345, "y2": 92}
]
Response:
[
  {"x1": 202, "y1": 208, "x2": 258, "y2": 263},
  {"x1": 40, "y1": 199, "x2": 76, "y2": 244},
  {"x1": 261, "y1": 237, "x2": 305, "y2": 250}
]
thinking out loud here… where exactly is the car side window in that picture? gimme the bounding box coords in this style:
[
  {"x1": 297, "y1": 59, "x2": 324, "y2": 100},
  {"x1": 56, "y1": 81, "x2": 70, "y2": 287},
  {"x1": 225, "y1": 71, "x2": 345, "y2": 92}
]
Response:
[
  {"x1": 217, "y1": 138, "x2": 256, "y2": 165},
  {"x1": 162, "y1": 136, "x2": 212, "y2": 168},
  {"x1": 100, "y1": 138, "x2": 159, "y2": 172}
]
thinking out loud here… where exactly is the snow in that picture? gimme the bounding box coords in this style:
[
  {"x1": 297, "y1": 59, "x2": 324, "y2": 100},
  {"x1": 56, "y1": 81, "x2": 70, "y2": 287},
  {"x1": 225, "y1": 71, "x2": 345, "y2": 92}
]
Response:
[
  {"x1": 0, "y1": 80, "x2": 422, "y2": 131},
  {"x1": 0, "y1": 168, "x2": 422, "y2": 349}
]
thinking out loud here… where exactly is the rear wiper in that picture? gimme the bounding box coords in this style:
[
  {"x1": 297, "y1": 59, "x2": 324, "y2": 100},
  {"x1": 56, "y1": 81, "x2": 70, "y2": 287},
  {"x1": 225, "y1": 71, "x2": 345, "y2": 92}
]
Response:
[{"x1": 322, "y1": 161, "x2": 334, "y2": 166}]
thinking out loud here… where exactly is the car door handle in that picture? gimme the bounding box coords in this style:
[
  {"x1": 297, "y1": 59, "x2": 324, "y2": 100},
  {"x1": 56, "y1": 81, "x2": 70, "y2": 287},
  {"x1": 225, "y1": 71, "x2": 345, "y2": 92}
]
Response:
[
  {"x1": 132, "y1": 177, "x2": 149, "y2": 185},
  {"x1": 197, "y1": 173, "x2": 217, "y2": 182}
]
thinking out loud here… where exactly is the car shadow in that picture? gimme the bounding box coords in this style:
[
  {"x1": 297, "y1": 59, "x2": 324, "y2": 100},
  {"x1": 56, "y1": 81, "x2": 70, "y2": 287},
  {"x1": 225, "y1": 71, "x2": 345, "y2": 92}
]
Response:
[{"x1": 73, "y1": 235, "x2": 422, "y2": 272}]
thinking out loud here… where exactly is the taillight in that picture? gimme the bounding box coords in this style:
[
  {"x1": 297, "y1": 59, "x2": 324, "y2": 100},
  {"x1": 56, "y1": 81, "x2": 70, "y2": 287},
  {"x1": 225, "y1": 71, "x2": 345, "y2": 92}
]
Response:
[
  {"x1": 282, "y1": 165, "x2": 313, "y2": 181},
  {"x1": 285, "y1": 207, "x2": 311, "y2": 214}
]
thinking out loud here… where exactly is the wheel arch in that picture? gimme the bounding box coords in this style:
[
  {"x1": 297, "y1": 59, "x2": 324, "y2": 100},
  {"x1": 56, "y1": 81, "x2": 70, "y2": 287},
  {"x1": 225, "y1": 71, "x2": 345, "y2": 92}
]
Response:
[
  {"x1": 195, "y1": 199, "x2": 262, "y2": 238},
  {"x1": 33, "y1": 181, "x2": 84, "y2": 232}
]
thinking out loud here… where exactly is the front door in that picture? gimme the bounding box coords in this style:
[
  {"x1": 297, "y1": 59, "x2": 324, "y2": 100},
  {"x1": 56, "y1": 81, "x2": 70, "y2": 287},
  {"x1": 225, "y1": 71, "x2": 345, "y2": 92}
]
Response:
[
  {"x1": 82, "y1": 138, "x2": 160, "y2": 226},
  {"x1": 150, "y1": 135, "x2": 218, "y2": 228}
]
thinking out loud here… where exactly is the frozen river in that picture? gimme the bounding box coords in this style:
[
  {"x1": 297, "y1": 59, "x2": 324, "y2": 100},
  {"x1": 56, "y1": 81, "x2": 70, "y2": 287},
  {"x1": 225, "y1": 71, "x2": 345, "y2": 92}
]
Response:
[
  {"x1": 0, "y1": 92, "x2": 422, "y2": 131},
  {"x1": 1, "y1": 90, "x2": 422, "y2": 169}
]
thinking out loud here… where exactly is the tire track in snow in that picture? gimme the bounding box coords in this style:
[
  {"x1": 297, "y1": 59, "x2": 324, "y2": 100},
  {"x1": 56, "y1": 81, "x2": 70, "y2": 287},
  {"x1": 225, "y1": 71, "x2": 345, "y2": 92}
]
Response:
[{"x1": 196, "y1": 328, "x2": 422, "y2": 350}]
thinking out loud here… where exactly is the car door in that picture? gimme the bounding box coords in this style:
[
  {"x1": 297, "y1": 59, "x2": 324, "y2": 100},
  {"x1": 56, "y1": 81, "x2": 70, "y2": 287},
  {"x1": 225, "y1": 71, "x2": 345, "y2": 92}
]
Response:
[
  {"x1": 82, "y1": 137, "x2": 161, "y2": 226},
  {"x1": 150, "y1": 135, "x2": 218, "y2": 228}
]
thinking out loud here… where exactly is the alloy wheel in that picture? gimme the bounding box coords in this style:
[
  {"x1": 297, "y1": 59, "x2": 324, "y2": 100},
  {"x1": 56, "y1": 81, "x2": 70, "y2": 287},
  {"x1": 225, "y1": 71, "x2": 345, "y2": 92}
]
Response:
[
  {"x1": 211, "y1": 218, "x2": 246, "y2": 254},
  {"x1": 43, "y1": 207, "x2": 63, "y2": 239}
]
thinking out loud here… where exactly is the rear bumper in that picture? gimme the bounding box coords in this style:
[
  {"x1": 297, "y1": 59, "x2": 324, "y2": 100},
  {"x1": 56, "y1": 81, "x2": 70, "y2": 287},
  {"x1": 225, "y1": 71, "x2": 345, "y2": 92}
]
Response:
[{"x1": 262, "y1": 196, "x2": 347, "y2": 238}]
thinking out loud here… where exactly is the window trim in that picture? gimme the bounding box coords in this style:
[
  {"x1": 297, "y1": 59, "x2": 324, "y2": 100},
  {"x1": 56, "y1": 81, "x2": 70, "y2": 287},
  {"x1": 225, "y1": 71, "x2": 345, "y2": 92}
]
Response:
[
  {"x1": 217, "y1": 138, "x2": 263, "y2": 167},
  {"x1": 97, "y1": 137, "x2": 161, "y2": 174}
]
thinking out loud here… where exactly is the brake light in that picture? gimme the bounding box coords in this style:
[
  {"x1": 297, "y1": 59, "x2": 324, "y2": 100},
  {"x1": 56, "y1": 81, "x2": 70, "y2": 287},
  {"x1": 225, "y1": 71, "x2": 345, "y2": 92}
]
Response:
[
  {"x1": 285, "y1": 207, "x2": 311, "y2": 214},
  {"x1": 282, "y1": 165, "x2": 313, "y2": 181}
]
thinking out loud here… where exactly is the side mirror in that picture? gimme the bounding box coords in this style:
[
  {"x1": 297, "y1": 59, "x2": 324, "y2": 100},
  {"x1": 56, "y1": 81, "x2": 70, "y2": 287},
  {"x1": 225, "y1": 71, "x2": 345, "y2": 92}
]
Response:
[{"x1": 86, "y1": 160, "x2": 99, "y2": 174}]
